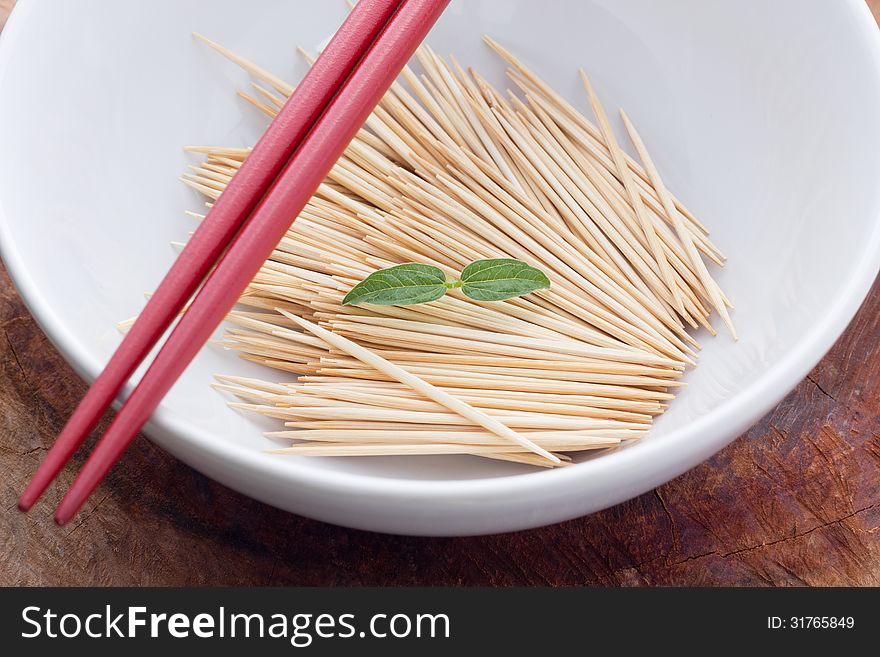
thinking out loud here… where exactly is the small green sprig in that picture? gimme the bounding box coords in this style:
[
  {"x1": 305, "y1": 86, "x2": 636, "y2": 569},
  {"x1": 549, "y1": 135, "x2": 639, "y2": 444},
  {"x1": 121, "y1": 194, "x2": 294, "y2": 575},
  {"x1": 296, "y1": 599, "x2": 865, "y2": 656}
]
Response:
[{"x1": 342, "y1": 259, "x2": 551, "y2": 306}]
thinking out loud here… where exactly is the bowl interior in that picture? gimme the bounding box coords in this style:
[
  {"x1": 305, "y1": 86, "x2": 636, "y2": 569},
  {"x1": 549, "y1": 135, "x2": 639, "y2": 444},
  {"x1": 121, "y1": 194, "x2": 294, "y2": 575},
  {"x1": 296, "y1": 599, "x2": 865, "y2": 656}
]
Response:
[{"x1": 1, "y1": 0, "x2": 879, "y2": 514}]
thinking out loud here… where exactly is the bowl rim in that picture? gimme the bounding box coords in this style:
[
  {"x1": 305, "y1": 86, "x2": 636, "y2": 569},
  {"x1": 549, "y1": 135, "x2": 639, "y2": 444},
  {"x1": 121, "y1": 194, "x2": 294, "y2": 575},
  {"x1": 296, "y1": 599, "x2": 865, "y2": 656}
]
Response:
[{"x1": 2, "y1": 0, "x2": 880, "y2": 533}]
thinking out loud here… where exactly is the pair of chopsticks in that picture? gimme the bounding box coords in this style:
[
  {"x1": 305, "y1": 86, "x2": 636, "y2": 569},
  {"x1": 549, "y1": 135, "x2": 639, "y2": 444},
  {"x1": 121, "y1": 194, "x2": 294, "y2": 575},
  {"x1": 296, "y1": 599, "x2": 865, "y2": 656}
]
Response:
[{"x1": 19, "y1": 0, "x2": 451, "y2": 524}]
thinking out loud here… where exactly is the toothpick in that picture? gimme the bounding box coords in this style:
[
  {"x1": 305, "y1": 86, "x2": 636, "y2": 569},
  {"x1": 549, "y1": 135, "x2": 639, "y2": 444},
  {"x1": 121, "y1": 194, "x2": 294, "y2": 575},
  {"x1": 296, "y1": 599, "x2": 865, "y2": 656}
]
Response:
[{"x1": 279, "y1": 311, "x2": 560, "y2": 463}]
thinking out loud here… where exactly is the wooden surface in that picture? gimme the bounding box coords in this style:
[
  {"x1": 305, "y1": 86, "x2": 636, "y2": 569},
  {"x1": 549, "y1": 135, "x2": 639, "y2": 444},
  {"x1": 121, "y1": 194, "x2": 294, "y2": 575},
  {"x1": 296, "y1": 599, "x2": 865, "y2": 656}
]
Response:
[{"x1": 2, "y1": 1, "x2": 880, "y2": 586}]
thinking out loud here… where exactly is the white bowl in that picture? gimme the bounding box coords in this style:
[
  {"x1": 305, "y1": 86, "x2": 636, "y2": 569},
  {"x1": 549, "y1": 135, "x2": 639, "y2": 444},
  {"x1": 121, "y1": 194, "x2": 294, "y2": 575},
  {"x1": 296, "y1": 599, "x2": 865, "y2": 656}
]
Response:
[{"x1": 1, "y1": 0, "x2": 879, "y2": 536}]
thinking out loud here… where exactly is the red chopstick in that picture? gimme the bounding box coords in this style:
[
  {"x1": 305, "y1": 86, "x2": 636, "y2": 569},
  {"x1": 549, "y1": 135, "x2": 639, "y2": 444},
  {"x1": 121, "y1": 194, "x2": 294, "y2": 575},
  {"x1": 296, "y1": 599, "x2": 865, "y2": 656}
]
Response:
[
  {"x1": 53, "y1": 0, "x2": 451, "y2": 524},
  {"x1": 17, "y1": 0, "x2": 406, "y2": 512}
]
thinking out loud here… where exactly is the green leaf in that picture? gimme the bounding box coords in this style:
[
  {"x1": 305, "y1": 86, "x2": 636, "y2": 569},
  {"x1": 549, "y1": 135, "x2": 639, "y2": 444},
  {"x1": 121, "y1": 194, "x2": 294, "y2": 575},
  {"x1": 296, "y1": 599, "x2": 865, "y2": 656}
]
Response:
[
  {"x1": 459, "y1": 258, "x2": 551, "y2": 302},
  {"x1": 343, "y1": 263, "x2": 449, "y2": 306}
]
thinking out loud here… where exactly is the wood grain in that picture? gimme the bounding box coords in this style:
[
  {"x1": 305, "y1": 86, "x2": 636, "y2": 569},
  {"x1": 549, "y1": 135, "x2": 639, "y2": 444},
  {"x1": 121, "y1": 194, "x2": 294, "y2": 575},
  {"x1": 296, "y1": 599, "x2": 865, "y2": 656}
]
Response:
[{"x1": 1, "y1": 0, "x2": 879, "y2": 586}]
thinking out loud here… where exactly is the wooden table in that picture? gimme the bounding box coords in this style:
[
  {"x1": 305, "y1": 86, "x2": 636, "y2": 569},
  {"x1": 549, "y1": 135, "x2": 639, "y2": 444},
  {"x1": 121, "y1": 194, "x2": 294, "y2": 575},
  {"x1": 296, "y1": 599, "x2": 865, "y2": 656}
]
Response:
[{"x1": 2, "y1": 1, "x2": 879, "y2": 587}]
